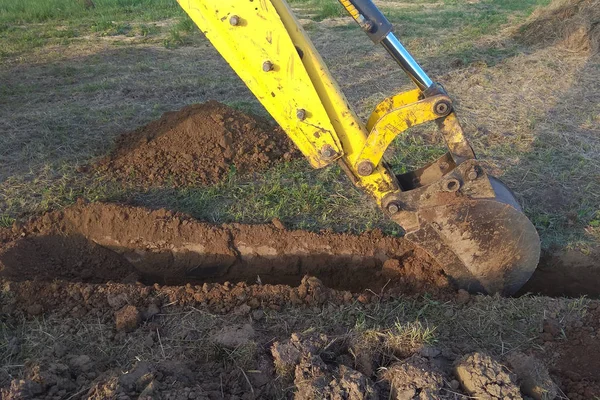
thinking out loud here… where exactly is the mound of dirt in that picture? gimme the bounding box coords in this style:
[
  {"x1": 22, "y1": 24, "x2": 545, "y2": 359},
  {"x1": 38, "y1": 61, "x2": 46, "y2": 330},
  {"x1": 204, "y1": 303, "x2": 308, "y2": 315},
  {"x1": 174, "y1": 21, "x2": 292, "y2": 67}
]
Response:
[
  {"x1": 516, "y1": 0, "x2": 600, "y2": 53},
  {"x1": 0, "y1": 201, "x2": 450, "y2": 296},
  {"x1": 95, "y1": 101, "x2": 298, "y2": 186}
]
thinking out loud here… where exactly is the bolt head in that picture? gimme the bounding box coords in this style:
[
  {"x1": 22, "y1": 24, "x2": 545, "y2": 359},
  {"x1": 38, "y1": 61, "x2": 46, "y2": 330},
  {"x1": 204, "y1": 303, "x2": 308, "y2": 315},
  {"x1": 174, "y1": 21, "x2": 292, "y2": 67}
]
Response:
[
  {"x1": 357, "y1": 160, "x2": 374, "y2": 176},
  {"x1": 296, "y1": 109, "x2": 306, "y2": 121},
  {"x1": 229, "y1": 15, "x2": 240, "y2": 26},
  {"x1": 467, "y1": 169, "x2": 478, "y2": 181},
  {"x1": 434, "y1": 100, "x2": 452, "y2": 116},
  {"x1": 262, "y1": 61, "x2": 274, "y2": 72},
  {"x1": 387, "y1": 203, "x2": 400, "y2": 214},
  {"x1": 439, "y1": 161, "x2": 449, "y2": 171},
  {"x1": 320, "y1": 145, "x2": 336, "y2": 159}
]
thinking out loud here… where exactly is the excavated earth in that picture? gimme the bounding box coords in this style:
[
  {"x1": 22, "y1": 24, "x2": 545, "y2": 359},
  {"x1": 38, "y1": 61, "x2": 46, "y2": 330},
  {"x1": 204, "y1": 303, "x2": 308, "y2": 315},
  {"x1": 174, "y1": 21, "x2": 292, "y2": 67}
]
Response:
[
  {"x1": 3, "y1": 28, "x2": 600, "y2": 396},
  {"x1": 0, "y1": 202, "x2": 449, "y2": 295},
  {"x1": 1, "y1": 202, "x2": 600, "y2": 399},
  {"x1": 95, "y1": 101, "x2": 298, "y2": 187}
]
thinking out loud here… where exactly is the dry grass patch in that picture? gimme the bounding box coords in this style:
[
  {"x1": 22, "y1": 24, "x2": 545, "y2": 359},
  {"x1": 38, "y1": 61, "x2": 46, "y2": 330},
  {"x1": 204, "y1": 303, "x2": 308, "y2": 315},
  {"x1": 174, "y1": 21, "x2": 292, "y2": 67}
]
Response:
[{"x1": 516, "y1": 0, "x2": 600, "y2": 53}]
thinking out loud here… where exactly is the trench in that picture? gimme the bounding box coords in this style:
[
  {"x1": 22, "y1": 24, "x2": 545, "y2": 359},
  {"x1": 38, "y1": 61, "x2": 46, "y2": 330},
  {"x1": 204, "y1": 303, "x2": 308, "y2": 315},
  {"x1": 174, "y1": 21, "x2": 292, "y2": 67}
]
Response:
[{"x1": 0, "y1": 203, "x2": 598, "y2": 298}]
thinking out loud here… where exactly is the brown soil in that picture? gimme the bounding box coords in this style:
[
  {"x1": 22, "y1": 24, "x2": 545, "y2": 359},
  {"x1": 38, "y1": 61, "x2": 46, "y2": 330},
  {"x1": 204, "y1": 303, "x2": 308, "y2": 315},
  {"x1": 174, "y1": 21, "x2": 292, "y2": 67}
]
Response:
[
  {"x1": 516, "y1": 0, "x2": 600, "y2": 53},
  {"x1": 454, "y1": 352, "x2": 522, "y2": 399},
  {"x1": 519, "y1": 248, "x2": 600, "y2": 297},
  {"x1": 95, "y1": 101, "x2": 298, "y2": 186},
  {"x1": 0, "y1": 201, "x2": 450, "y2": 296},
  {"x1": 537, "y1": 305, "x2": 600, "y2": 400}
]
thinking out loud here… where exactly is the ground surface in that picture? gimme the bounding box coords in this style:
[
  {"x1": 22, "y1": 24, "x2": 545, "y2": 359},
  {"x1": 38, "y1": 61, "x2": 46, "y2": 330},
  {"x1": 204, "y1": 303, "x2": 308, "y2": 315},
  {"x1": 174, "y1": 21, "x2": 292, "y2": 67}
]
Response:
[{"x1": 1, "y1": 0, "x2": 600, "y2": 398}]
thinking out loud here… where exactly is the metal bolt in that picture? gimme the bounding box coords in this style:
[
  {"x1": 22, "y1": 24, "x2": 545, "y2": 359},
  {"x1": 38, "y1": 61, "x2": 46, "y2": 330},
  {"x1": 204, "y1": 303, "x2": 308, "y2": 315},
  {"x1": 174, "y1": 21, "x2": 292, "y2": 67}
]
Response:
[
  {"x1": 296, "y1": 109, "x2": 306, "y2": 121},
  {"x1": 262, "y1": 61, "x2": 274, "y2": 72},
  {"x1": 439, "y1": 161, "x2": 449, "y2": 171},
  {"x1": 229, "y1": 15, "x2": 240, "y2": 26},
  {"x1": 321, "y1": 145, "x2": 335, "y2": 159},
  {"x1": 467, "y1": 168, "x2": 478, "y2": 181},
  {"x1": 357, "y1": 160, "x2": 375, "y2": 176},
  {"x1": 434, "y1": 100, "x2": 452, "y2": 116},
  {"x1": 387, "y1": 203, "x2": 400, "y2": 214}
]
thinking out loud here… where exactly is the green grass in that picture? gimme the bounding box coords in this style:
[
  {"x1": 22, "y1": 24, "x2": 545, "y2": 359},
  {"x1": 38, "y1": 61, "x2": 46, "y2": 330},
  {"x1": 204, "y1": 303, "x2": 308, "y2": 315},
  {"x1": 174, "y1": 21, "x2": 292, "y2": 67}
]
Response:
[
  {"x1": 1, "y1": 0, "x2": 597, "y2": 251},
  {"x1": 0, "y1": 0, "x2": 181, "y2": 24},
  {"x1": 0, "y1": 0, "x2": 194, "y2": 58}
]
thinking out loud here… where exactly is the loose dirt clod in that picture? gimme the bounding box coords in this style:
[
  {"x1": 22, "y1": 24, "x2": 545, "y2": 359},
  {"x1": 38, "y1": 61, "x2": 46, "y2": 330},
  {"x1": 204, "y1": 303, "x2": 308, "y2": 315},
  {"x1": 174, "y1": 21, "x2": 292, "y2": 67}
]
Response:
[
  {"x1": 516, "y1": 0, "x2": 600, "y2": 53},
  {"x1": 380, "y1": 355, "x2": 445, "y2": 400},
  {"x1": 95, "y1": 101, "x2": 298, "y2": 186},
  {"x1": 271, "y1": 332, "x2": 336, "y2": 380},
  {"x1": 212, "y1": 323, "x2": 255, "y2": 348},
  {"x1": 115, "y1": 305, "x2": 141, "y2": 332},
  {"x1": 506, "y1": 353, "x2": 557, "y2": 400},
  {"x1": 454, "y1": 352, "x2": 522, "y2": 399},
  {"x1": 294, "y1": 354, "x2": 378, "y2": 400}
]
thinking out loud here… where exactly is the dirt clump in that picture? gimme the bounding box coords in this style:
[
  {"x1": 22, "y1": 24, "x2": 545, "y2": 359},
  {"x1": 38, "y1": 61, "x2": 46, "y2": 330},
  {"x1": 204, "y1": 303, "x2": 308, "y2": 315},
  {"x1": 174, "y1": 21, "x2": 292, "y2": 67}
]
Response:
[
  {"x1": 270, "y1": 332, "x2": 379, "y2": 398},
  {"x1": 271, "y1": 332, "x2": 341, "y2": 379},
  {"x1": 0, "y1": 379, "x2": 43, "y2": 399},
  {"x1": 115, "y1": 304, "x2": 142, "y2": 332},
  {"x1": 380, "y1": 355, "x2": 445, "y2": 399},
  {"x1": 294, "y1": 354, "x2": 378, "y2": 400},
  {"x1": 454, "y1": 352, "x2": 522, "y2": 399},
  {"x1": 516, "y1": 0, "x2": 600, "y2": 53},
  {"x1": 95, "y1": 101, "x2": 298, "y2": 186},
  {"x1": 506, "y1": 353, "x2": 557, "y2": 400},
  {"x1": 212, "y1": 323, "x2": 255, "y2": 348}
]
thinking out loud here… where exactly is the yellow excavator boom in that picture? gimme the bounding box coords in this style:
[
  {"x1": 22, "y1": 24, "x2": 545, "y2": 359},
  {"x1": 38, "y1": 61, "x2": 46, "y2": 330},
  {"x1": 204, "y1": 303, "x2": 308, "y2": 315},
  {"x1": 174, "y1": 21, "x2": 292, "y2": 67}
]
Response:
[{"x1": 177, "y1": 0, "x2": 541, "y2": 295}]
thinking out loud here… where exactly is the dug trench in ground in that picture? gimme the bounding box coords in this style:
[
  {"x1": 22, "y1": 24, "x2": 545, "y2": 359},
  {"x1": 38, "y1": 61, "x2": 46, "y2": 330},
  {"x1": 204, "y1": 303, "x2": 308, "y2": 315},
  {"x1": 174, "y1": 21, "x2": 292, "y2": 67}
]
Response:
[
  {"x1": 0, "y1": 202, "x2": 449, "y2": 297},
  {"x1": 1, "y1": 201, "x2": 599, "y2": 300},
  {"x1": 1, "y1": 223, "x2": 599, "y2": 399}
]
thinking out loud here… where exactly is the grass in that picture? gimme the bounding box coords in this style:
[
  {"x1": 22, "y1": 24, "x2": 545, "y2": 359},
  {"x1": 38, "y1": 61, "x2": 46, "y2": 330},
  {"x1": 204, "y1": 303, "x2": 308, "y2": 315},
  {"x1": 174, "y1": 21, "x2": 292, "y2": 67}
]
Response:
[
  {"x1": 0, "y1": 0, "x2": 195, "y2": 58},
  {"x1": 0, "y1": 0, "x2": 598, "y2": 251}
]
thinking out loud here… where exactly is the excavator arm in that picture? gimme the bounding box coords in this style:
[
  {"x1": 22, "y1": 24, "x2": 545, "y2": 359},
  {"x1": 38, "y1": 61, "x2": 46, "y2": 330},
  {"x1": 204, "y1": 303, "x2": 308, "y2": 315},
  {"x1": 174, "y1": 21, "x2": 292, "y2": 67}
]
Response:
[{"x1": 177, "y1": 0, "x2": 540, "y2": 295}]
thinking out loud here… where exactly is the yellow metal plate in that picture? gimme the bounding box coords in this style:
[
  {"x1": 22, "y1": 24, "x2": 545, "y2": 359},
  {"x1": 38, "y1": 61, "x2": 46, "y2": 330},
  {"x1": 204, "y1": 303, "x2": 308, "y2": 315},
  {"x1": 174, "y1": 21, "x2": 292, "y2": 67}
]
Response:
[{"x1": 178, "y1": 0, "x2": 342, "y2": 168}]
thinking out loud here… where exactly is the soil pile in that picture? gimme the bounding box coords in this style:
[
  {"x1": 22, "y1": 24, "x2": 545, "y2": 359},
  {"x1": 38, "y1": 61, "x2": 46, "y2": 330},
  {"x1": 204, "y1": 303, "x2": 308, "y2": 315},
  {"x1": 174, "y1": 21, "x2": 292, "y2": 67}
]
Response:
[
  {"x1": 0, "y1": 202, "x2": 450, "y2": 295},
  {"x1": 516, "y1": 0, "x2": 600, "y2": 53},
  {"x1": 95, "y1": 101, "x2": 298, "y2": 186}
]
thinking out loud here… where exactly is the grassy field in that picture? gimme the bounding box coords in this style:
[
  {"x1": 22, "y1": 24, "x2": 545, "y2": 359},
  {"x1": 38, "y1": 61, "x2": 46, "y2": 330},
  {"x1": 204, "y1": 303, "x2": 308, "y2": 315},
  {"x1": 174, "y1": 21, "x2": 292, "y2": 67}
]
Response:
[{"x1": 0, "y1": 0, "x2": 598, "y2": 250}]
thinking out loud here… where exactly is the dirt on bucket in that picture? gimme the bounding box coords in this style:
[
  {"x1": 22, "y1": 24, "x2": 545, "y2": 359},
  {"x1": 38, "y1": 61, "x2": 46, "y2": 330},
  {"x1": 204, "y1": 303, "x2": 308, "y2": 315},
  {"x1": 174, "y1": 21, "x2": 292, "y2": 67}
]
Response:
[{"x1": 94, "y1": 101, "x2": 298, "y2": 186}]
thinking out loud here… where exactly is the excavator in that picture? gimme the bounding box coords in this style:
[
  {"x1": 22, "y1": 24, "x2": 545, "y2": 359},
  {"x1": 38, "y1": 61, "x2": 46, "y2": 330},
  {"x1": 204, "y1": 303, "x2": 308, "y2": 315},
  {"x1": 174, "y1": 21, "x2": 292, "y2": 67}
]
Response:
[{"x1": 177, "y1": 0, "x2": 541, "y2": 295}]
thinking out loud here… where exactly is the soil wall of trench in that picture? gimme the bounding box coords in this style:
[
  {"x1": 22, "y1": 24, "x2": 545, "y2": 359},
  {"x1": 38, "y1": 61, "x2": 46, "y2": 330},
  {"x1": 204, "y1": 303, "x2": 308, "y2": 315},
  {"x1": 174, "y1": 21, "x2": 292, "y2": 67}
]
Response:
[
  {"x1": 0, "y1": 201, "x2": 598, "y2": 300},
  {"x1": 0, "y1": 202, "x2": 449, "y2": 295}
]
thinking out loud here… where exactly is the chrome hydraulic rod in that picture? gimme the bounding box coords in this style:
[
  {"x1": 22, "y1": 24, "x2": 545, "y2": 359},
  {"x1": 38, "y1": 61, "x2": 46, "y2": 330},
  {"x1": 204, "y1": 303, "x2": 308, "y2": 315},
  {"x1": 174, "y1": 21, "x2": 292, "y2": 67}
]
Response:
[
  {"x1": 337, "y1": 0, "x2": 433, "y2": 90},
  {"x1": 381, "y1": 32, "x2": 433, "y2": 90}
]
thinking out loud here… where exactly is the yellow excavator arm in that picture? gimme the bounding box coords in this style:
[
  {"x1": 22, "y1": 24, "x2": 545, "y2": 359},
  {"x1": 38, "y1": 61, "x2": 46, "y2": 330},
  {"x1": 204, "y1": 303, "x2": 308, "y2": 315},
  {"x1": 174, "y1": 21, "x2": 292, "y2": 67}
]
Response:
[{"x1": 177, "y1": 0, "x2": 541, "y2": 295}]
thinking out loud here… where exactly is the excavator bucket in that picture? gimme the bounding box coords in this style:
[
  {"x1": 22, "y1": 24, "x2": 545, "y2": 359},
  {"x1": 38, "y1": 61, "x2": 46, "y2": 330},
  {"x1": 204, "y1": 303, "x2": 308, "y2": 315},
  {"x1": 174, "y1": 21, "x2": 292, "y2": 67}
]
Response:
[
  {"x1": 406, "y1": 177, "x2": 540, "y2": 295},
  {"x1": 370, "y1": 100, "x2": 541, "y2": 295},
  {"x1": 178, "y1": 0, "x2": 541, "y2": 295}
]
